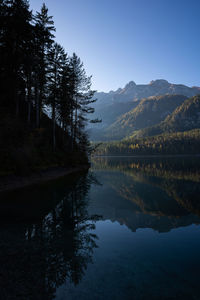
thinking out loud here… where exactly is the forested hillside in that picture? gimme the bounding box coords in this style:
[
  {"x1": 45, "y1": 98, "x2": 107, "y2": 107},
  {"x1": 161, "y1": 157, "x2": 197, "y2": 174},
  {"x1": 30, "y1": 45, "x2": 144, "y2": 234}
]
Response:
[
  {"x1": 132, "y1": 95, "x2": 200, "y2": 138},
  {"x1": 90, "y1": 79, "x2": 200, "y2": 140},
  {"x1": 95, "y1": 129, "x2": 200, "y2": 155},
  {"x1": 103, "y1": 95, "x2": 187, "y2": 140},
  {"x1": 0, "y1": 0, "x2": 98, "y2": 174}
]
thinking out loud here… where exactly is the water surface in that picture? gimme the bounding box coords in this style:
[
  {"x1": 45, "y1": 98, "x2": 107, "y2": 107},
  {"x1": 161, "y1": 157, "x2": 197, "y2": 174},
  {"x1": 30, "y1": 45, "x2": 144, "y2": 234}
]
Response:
[{"x1": 1, "y1": 157, "x2": 200, "y2": 299}]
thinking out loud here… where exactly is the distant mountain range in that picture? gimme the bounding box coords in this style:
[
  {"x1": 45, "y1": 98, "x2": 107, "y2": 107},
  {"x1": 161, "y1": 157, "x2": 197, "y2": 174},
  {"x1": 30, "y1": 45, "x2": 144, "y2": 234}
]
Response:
[
  {"x1": 90, "y1": 79, "x2": 200, "y2": 141},
  {"x1": 95, "y1": 79, "x2": 200, "y2": 106}
]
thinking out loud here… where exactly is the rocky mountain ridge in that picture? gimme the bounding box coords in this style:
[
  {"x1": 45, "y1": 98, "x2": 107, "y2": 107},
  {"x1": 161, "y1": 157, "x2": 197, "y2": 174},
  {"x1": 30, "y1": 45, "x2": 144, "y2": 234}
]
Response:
[
  {"x1": 95, "y1": 79, "x2": 200, "y2": 106},
  {"x1": 91, "y1": 80, "x2": 200, "y2": 140}
]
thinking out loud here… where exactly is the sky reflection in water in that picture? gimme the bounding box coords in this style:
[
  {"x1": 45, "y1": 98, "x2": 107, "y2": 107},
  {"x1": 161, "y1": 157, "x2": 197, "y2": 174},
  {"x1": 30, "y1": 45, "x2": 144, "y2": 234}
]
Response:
[{"x1": 1, "y1": 157, "x2": 200, "y2": 299}]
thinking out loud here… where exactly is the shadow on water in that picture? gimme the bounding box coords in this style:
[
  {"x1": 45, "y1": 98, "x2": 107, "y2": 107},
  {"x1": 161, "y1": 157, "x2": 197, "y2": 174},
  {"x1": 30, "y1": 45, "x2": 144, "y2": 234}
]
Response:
[
  {"x1": 1, "y1": 157, "x2": 200, "y2": 299},
  {"x1": 0, "y1": 172, "x2": 101, "y2": 300}
]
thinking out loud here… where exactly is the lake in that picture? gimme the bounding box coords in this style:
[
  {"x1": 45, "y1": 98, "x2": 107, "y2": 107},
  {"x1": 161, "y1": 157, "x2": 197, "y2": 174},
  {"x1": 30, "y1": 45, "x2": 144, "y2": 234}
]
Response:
[{"x1": 1, "y1": 156, "x2": 200, "y2": 300}]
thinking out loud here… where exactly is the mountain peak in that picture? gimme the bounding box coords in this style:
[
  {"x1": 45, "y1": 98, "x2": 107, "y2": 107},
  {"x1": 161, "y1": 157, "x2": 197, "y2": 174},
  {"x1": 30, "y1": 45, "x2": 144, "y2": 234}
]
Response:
[
  {"x1": 124, "y1": 81, "x2": 137, "y2": 89},
  {"x1": 149, "y1": 79, "x2": 169, "y2": 86}
]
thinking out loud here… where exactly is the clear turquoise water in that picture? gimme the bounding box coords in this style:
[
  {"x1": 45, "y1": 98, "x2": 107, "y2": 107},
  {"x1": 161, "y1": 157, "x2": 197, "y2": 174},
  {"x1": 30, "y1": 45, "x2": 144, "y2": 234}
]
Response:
[{"x1": 1, "y1": 156, "x2": 200, "y2": 299}]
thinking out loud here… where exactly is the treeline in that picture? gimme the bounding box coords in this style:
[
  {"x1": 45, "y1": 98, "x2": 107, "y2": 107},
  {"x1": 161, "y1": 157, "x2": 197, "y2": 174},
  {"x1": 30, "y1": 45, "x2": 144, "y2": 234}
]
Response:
[
  {"x1": 0, "y1": 0, "x2": 99, "y2": 172},
  {"x1": 0, "y1": 0, "x2": 98, "y2": 173},
  {"x1": 95, "y1": 129, "x2": 200, "y2": 155}
]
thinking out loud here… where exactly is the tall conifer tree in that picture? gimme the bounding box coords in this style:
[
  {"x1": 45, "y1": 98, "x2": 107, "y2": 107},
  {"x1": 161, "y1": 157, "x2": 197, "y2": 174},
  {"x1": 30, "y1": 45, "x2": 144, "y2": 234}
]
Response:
[{"x1": 34, "y1": 3, "x2": 55, "y2": 127}]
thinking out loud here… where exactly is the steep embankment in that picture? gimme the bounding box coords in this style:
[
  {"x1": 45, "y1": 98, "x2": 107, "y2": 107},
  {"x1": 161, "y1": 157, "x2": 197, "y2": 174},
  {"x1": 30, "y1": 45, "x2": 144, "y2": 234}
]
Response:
[{"x1": 0, "y1": 103, "x2": 88, "y2": 177}]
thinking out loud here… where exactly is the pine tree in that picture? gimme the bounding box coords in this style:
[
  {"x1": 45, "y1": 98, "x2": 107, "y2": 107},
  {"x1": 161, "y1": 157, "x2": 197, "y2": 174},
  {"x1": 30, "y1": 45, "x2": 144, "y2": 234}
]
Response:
[
  {"x1": 47, "y1": 42, "x2": 65, "y2": 151},
  {"x1": 0, "y1": 0, "x2": 32, "y2": 114},
  {"x1": 57, "y1": 53, "x2": 72, "y2": 135},
  {"x1": 69, "y1": 53, "x2": 99, "y2": 153},
  {"x1": 34, "y1": 3, "x2": 55, "y2": 128},
  {"x1": 0, "y1": 1, "x2": 100, "y2": 169}
]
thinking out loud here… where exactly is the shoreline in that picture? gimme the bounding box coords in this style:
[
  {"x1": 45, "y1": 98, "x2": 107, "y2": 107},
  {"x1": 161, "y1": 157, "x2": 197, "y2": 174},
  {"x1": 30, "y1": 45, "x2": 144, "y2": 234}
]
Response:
[
  {"x1": 0, "y1": 165, "x2": 90, "y2": 193},
  {"x1": 92, "y1": 154, "x2": 200, "y2": 158}
]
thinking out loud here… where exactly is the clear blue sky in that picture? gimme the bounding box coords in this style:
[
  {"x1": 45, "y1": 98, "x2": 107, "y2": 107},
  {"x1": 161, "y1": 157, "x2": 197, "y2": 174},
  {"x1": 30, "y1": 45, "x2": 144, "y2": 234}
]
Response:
[{"x1": 30, "y1": 0, "x2": 200, "y2": 92}]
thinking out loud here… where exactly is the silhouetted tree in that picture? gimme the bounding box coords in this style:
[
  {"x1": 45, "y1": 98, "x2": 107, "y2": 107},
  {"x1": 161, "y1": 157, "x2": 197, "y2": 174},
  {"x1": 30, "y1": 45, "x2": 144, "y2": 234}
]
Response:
[
  {"x1": 47, "y1": 42, "x2": 65, "y2": 150},
  {"x1": 34, "y1": 3, "x2": 55, "y2": 128},
  {"x1": 0, "y1": 0, "x2": 99, "y2": 170},
  {"x1": 69, "y1": 53, "x2": 98, "y2": 152},
  {"x1": 0, "y1": 0, "x2": 32, "y2": 114}
]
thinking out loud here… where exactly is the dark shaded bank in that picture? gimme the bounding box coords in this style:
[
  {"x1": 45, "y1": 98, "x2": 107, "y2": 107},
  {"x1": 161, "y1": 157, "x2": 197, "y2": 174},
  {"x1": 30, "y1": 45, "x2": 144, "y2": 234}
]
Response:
[
  {"x1": 0, "y1": 1, "x2": 99, "y2": 184},
  {"x1": 0, "y1": 165, "x2": 90, "y2": 193}
]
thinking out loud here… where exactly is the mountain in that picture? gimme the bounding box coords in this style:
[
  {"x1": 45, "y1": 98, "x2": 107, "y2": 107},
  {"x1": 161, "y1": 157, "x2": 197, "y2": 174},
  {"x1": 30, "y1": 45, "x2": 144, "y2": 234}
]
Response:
[
  {"x1": 103, "y1": 94, "x2": 188, "y2": 140},
  {"x1": 132, "y1": 95, "x2": 200, "y2": 138},
  {"x1": 95, "y1": 79, "x2": 200, "y2": 106},
  {"x1": 91, "y1": 79, "x2": 200, "y2": 140}
]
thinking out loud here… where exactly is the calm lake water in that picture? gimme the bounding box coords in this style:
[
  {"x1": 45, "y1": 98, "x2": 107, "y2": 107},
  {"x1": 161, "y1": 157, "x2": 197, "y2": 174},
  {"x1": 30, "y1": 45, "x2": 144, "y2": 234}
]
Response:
[{"x1": 1, "y1": 156, "x2": 200, "y2": 300}]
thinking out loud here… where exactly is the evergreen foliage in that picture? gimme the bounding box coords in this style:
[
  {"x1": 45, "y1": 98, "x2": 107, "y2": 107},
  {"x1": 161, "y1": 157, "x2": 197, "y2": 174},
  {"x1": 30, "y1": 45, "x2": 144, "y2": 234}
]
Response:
[
  {"x1": 103, "y1": 95, "x2": 188, "y2": 140},
  {"x1": 95, "y1": 129, "x2": 200, "y2": 156},
  {"x1": 133, "y1": 95, "x2": 200, "y2": 138},
  {"x1": 0, "y1": 0, "x2": 98, "y2": 174}
]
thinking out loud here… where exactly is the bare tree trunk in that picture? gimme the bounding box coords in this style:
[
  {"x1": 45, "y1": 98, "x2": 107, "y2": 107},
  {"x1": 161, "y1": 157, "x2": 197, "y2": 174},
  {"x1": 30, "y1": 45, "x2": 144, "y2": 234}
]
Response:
[
  {"x1": 27, "y1": 75, "x2": 32, "y2": 123},
  {"x1": 52, "y1": 104, "x2": 56, "y2": 151},
  {"x1": 35, "y1": 83, "x2": 40, "y2": 128},
  {"x1": 71, "y1": 110, "x2": 74, "y2": 151},
  {"x1": 39, "y1": 85, "x2": 43, "y2": 128},
  {"x1": 16, "y1": 94, "x2": 19, "y2": 116},
  {"x1": 73, "y1": 97, "x2": 78, "y2": 147},
  {"x1": 28, "y1": 97, "x2": 31, "y2": 123},
  {"x1": 14, "y1": 81, "x2": 19, "y2": 117}
]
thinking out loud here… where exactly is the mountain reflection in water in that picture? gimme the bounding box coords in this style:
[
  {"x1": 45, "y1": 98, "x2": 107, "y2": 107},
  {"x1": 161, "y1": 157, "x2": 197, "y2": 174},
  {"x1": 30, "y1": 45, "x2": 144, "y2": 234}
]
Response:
[
  {"x1": 1, "y1": 157, "x2": 200, "y2": 299},
  {"x1": 90, "y1": 156, "x2": 200, "y2": 233}
]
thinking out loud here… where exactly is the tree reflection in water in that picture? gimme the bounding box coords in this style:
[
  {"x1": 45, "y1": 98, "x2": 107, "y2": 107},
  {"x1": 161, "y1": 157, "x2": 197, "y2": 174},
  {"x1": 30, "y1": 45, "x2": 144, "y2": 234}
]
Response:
[
  {"x1": 90, "y1": 156, "x2": 200, "y2": 232},
  {"x1": 0, "y1": 173, "x2": 101, "y2": 300}
]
